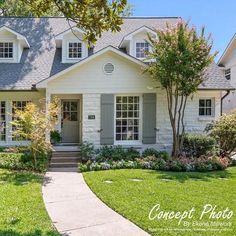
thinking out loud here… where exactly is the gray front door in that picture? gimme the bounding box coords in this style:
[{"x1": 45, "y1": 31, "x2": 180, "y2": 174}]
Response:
[{"x1": 61, "y1": 100, "x2": 80, "y2": 143}]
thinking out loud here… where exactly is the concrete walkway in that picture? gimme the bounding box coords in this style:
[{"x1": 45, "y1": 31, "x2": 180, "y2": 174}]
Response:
[{"x1": 42, "y1": 172, "x2": 149, "y2": 236}]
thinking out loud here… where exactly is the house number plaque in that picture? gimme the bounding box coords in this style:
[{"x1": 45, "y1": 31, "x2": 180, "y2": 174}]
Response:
[{"x1": 88, "y1": 115, "x2": 95, "y2": 120}]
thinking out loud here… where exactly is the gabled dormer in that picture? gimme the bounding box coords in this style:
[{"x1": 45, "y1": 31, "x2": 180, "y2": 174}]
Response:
[
  {"x1": 55, "y1": 27, "x2": 88, "y2": 63},
  {"x1": 0, "y1": 26, "x2": 30, "y2": 63},
  {"x1": 119, "y1": 26, "x2": 157, "y2": 60}
]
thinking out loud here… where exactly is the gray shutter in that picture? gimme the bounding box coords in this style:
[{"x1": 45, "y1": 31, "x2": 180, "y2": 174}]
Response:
[
  {"x1": 100, "y1": 94, "x2": 114, "y2": 145},
  {"x1": 142, "y1": 93, "x2": 157, "y2": 144}
]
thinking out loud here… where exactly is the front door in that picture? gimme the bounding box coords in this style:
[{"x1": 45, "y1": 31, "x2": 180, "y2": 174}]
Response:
[{"x1": 61, "y1": 100, "x2": 80, "y2": 143}]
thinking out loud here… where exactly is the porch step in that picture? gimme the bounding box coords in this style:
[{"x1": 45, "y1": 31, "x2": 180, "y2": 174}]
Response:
[
  {"x1": 49, "y1": 162, "x2": 78, "y2": 168},
  {"x1": 48, "y1": 167, "x2": 78, "y2": 172},
  {"x1": 52, "y1": 151, "x2": 80, "y2": 158},
  {"x1": 50, "y1": 157, "x2": 79, "y2": 163},
  {"x1": 49, "y1": 150, "x2": 80, "y2": 171},
  {"x1": 53, "y1": 145, "x2": 79, "y2": 152}
]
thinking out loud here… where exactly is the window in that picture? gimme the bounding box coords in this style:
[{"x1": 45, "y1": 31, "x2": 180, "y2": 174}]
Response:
[
  {"x1": 0, "y1": 42, "x2": 13, "y2": 58},
  {"x1": 0, "y1": 102, "x2": 6, "y2": 141},
  {"x1": 68, "y1": 42, "x2": 82, "y2": 59},
  {"x1": 225, "y1": 68, "x2": 231, "y2": 80},
  {"x1": 62, "y1": 101, "x2": 78, "y2": 121},
  {"x1": 136, "y1": 42, "x2": 149, "y2": 58},
  {"x1": 12, "y1": 101, "x2": 30, "y2": 141},
  {"x1": 115, "y1": 96, "x2": 140, "y2": 142},
  {"x1": 199, "y1": 99, "x2": 213, "y2": 116}
]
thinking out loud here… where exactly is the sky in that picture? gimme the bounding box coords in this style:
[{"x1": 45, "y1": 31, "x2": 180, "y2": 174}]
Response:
[{"x1": 129, "y1": 0, "x2": 236, "y2": 62}]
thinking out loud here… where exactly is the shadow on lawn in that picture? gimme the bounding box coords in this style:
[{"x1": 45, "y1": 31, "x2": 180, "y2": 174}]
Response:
[
  {"x1": 157, "y1": 170, "x2": 233, "y2": 183},
  {"x1": 0, "y1": 229, "x2": 58, "y2": 236},
  {"x1": 0, "y1": 170, "x2": 42, "y2": 186}
]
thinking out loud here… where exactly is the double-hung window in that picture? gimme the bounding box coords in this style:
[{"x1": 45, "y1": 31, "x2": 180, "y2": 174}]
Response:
[
  {"x1": 0, "y1": 42, "x2": 13, "y2": 58},
  {"x1": 115, "y1": 96, "x2": 140, "y2": 142},
  {"x1": 199, "y1": 99, "x2": 213, "y2": 116},
  {"x1": 136, "y1": 42, "x2": 149, "y2": 58},
  {"x1": 68, "y1": 42, "x2": 82, "y2": 59}
]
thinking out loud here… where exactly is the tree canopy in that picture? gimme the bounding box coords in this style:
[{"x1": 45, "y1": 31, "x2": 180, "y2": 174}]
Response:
[
  {"x1": 0, "y1": 0, "x2": 133, "y2": 43},
  {"x1": 147, "y1": 21, "x2": 216, "y2": 157}
]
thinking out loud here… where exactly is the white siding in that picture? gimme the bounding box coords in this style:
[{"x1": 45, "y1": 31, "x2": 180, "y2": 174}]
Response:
[
  {"x1": 46, "y1": 51, "x2": 222, "y2": 150},
  {"x1": 82, "y1": 94, "x2": 101, "y2": 146},
  {"x1": 221, "y1": 44, "x2": 236, "y2": 113}
]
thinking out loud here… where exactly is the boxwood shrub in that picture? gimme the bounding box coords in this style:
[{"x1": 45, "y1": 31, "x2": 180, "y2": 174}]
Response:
[
  {"x1": 0, "y1": 152, "x2": 48, "y2": 172},
  {"x1": 182, "y1": 133, "x2": 216, "y2": 157}
]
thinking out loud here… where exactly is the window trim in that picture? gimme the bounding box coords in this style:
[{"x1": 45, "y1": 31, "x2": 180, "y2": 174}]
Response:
[
  {"x1": 198, "y1": 98, "x2": 215, "y2": 117},
  {"x1": 114, "y1": 94, "x2": 142, "y2": 145},
  {"x1": 0, "y1": 41, "x2": 14, "y2": 60},
  {"x1": 135, "y1": 41, "x2": 150, "y2": 59},
  {"x1": 67, "y1": 41, "x2": 83, "y2": 60}
]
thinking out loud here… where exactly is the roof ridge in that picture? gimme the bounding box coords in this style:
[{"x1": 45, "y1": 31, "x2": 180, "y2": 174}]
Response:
[{"x1": 0, "y1": 16, "x2": 180, "y2": 19}]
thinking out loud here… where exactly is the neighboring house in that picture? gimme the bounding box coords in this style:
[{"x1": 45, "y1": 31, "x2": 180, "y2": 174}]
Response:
[
  {"x1": 0, "y1": 17, "x2": 233, "y2": 151},
  {"x1": 218, "y1": 34, "x2": 236, "y2": 113}
]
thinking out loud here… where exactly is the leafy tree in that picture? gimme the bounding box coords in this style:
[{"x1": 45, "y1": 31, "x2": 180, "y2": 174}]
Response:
[
  {"x1": 0, "y1": 0, "x2": 61, "y2": 16},
  {"x1": 17, "y1": 0, "x2": 127, "y2": 43},
  {"x1": 121, "y1": 2, "x2": 134, "y2": 16},
  {"x1": 11, "y1": 97, "x2": 60, "y2": 167},
  {"x1": 146, "y1": 21, "x2": 215, "y2": 157},
  {"x1": 209, "y1": 111, "x2": 236, "y2": 156}
]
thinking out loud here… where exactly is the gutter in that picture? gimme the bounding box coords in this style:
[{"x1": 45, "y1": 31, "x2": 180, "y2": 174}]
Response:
[{"x1": 221, "y1": 90, "x2": 231, "y2": 115}]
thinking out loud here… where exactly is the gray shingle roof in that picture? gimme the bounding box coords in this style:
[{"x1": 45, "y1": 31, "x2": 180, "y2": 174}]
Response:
[{"x1": 0, "y1": 17, "x2": 233, "y2": 90}]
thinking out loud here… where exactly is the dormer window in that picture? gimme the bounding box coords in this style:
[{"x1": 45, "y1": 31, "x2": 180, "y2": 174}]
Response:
[
  {"x1": 0, "y1": 42, "x2": 13, "y2": 59},
  {"x1": 68, "y1": 42, "x2": 82, "y2": 59},
  {"x1": 136, "y1": 42, "x2": 149, "y2": 58}
]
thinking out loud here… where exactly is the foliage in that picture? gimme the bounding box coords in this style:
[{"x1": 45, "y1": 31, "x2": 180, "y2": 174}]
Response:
[
  {"x1": 0, "y1": 169, "x2": 59, "y2": 235},
  {"x1": 96, "y1": 145, "x2": 140, "y2": 162},
  {"x1": 50, "y1": 130, "x2": 61, "y2": 144},
  {"x1": 0, "y1": 153, "x2": 48, "y2": 172},
  {"x1": 0, "y1": 0, "x2": 61, "y2": 16},
  {"x1": 146, "y1": 21, "x2": 216, "y2": 157},
  {"x1": 182, "y1": 133, "x2": 216, "y2": 157},
  {"x1": 11, "y1": 97, "x2": 60, "y2": 168},
  {"x1": 142, "y1": 148, "x2": 170, "y2": 160},
  {"x1": 79, "y1": 155, "x2": 230, "y2": 173},
  {"x1": 209, "y1": 111, "x2": 236, "y2": 156},
  {"x1": 83, "y1": 168, "x2": 236, "y2": 236},
  {"x1": 6, "y1": 0, "x2": 127, "y2": 43},
  {"x1": 79, "y1": 142, "x2": 95, "y2": 162},
  {"x1": 121, "y1": 2, "x2": 134, "y2": 16}
]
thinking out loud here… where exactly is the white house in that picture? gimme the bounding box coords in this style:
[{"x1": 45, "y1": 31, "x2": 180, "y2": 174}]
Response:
[
  {"x1": 0, "y1": 17, "x2": 233, "y2": 151},
  {"x1": 218, "y1": 33, "x2": 236, "y2": 113}
]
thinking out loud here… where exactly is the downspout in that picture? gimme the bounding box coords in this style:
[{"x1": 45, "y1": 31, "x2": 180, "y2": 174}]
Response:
[{"x1": 221, "y1": 90, "x2": 230, "y2": 115}]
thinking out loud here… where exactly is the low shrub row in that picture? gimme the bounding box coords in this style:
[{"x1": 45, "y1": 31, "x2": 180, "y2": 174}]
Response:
[
  {"x1": 0, "y1": 152, "x2": 48, "y2": 172},
  {"x1": 79, "y1": 156, "x2": 230, "y2": 172}
]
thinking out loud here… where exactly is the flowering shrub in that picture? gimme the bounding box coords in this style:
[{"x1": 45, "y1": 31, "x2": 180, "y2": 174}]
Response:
[{"x1": 79, "y1": 155, "x2": 230, "y2": 173}]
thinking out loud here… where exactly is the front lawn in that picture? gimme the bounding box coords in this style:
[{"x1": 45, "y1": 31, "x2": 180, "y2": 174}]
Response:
[
  {"x1": 84, "y1": 167, "x2": 236, "y2": 236},
  {"x1": 0, "y1": 169, "x2": 59, "y2": 235}
]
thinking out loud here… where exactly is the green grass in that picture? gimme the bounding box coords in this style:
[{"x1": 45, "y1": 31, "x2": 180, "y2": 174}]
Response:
[
  {"x1": 84, "y1": 167, "x2": 236, "y2": 236},
  {"x1": 0, "y1": 169, "x2": 59, "y2": 236}
]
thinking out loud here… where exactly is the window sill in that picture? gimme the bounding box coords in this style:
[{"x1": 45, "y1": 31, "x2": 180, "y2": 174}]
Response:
[
  {"x1": 114, "y1": 141, "x2": 142, "y2": 147},
  {"x1": 198, "y1": 116, "x2": 215, "y2": 121}
]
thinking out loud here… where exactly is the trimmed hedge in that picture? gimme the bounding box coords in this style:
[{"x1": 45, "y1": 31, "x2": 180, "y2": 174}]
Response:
[
  {"x1": 0, "y1": 153, "x2": 48, "y2": 172},
  {"x1": 182, "y1": 133, "x2": 216, "y2": 157}
]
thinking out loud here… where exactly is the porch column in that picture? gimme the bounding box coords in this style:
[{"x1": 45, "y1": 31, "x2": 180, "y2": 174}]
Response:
[{"x1": 45, "y1": 91, "x2": 51, "y2": 143}]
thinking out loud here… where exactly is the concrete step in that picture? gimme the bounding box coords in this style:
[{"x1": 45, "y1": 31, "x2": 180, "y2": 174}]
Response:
[
  {"x1": 48, "y1": 167, "x2": 78, "y2": 172},
  {"x1": 50, "y1": 158, "x2": 79, "y2": 163},
  {"x1": 53, "y1": 146, "x2": 79, "y2": 152},
  {"x1": 49, "y1": 163, "x2": 78, "y2": 168},
  {"x1": 52, "y1": 152, "x2": 80, "y2": 158}
]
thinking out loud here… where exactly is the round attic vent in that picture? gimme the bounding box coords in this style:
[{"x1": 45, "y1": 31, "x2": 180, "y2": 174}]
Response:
[{"x1": 103, "y1": 63, "x2": 114, "y2": 74}]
